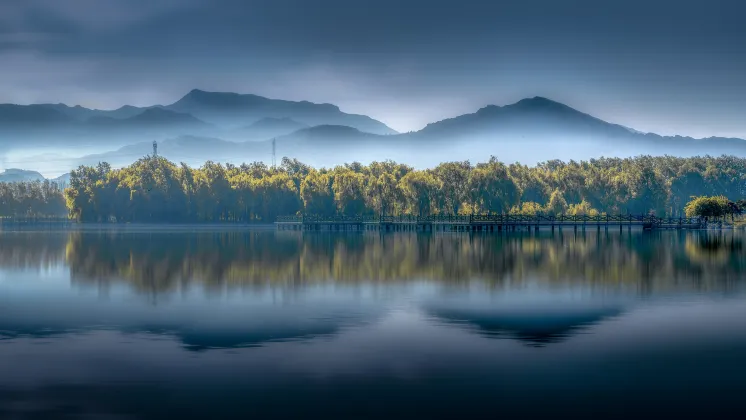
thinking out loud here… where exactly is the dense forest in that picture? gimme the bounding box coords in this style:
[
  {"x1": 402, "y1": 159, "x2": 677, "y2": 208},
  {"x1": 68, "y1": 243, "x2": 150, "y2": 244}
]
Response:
[
  {"x1": 2, "y1": 155, "x2": 746, "y2": 221},
  {"x1": 0, "y1": 180, "x2": 67, "y2": 217}
]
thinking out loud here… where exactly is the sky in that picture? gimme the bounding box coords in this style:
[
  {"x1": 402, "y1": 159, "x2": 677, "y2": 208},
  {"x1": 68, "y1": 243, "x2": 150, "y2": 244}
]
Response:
[{"x1": 1, "y1": 0, "x2": 746, "y2": 137}]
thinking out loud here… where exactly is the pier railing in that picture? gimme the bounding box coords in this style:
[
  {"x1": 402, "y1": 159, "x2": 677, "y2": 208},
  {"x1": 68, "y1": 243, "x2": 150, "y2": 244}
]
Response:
[{"x1": 276, "y1": 214, "x2": 703, "y2": 227}]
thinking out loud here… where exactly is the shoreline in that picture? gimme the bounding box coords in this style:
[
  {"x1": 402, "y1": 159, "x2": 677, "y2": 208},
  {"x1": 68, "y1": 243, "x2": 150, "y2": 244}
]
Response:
[
  {"x1": 0, "y1": 223, "x2": 276, "y2": 232},
  {"x1": 0, "y1": 223, "x2": 742, "y2": 233}
]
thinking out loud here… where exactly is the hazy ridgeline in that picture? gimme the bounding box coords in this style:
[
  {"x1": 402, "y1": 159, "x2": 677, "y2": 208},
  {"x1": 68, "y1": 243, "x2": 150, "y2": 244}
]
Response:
[
  {"x1": 2, "y1": 155, "x2": 745, "y2": 220},
  {"x1": 0, "y1": 231, "x2": 743, "y2": 297}
]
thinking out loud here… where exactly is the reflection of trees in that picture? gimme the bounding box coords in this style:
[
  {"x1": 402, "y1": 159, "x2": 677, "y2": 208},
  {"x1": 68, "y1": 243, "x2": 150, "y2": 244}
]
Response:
[
  {"x1": 1, "y1": 230, "x2": 745, "y2": 295},
  {"x1": 686, "y1": 232, "x2": 743, "y2": 264},
  {"x1": 0, "y1": 232, "x2": 67, "y2": 270},
  {"x1": 64, "y1": 231, "x2": 307, "y2": 296}
]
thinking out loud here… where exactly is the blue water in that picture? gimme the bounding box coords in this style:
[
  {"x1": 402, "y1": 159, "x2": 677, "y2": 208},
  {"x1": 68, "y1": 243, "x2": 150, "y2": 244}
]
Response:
[{"x1": 0, "y1": 230, "x2": 744, "y2": 419}]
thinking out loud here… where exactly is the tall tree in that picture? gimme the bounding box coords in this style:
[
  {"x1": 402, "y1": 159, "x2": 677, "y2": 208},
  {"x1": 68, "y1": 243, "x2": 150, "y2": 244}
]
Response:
[
  {"x1": 300, "y1": 171, "x2": 335, "y2": 216},
  {"x1": 433, "y1": 161, "x2": 471, "y2": 215},
  {"x1": 399, "y1": 171, "x2": 442, "y2": 216}
]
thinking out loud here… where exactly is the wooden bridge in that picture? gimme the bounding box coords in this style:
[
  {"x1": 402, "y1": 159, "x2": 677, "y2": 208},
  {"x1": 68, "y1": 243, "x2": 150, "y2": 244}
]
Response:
[{"x1": 276, "y1": 214, "x2": 705, "y2": 232}]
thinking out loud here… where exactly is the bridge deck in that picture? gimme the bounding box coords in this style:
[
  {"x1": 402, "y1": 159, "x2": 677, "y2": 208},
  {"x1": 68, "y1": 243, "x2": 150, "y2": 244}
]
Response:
[{"x1": 276, "y1": 215, "x2": 704, "y2": 231}]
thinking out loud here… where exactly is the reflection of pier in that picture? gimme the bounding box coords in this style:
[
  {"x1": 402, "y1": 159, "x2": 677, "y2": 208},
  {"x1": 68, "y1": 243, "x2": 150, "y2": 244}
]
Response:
[
  {"x1": 0, "y1": 216, "x2": 73, "y2": 230},
  {"x1": 276, "y1": 214, "x2": 705, "y2": 232}
]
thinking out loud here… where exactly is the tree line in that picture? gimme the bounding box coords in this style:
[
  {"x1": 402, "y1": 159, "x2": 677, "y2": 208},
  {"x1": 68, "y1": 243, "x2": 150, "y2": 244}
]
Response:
[
  {"x1": 4, "y1": 155, "x2": 746, "y2": 221},
  {"x1": 0, "y1": 180, "x2": 67, "y2": 217}
]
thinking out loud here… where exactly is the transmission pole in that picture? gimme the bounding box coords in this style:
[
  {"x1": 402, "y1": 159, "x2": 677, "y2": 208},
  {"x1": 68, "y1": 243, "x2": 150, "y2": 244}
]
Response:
[
  {"x1": 272, "y1": 138, "x2": 276, "y2": 169},
  {"x1": 153, "y1": 140, "x2": 158, "y2": 157}
]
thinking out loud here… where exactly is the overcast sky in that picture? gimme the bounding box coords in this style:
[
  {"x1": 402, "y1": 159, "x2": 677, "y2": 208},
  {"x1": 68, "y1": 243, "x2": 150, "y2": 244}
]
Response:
[{"x1": 1, "y1": 0, "x2": 745, "y2": 137}]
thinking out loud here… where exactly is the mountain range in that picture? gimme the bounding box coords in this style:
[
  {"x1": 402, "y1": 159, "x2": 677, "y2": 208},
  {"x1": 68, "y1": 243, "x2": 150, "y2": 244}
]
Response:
[
  {"x1": 168, "y1": 89, "x2": 395, "y2": 135},
  {"x1": 0, "y1": 168, "x2": 69, "y2": 184},
  {"x1": 2, "y1": 91, "x2": 746, "y2": 176},
  {"x1": 0, "y1": 89, "x2": 398, "y2": 151}
]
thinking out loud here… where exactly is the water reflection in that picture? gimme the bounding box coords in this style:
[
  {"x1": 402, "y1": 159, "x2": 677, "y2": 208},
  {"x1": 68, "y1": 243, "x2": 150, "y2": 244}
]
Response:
[
  {"x1": 0, "y1": 230, "x2": 743, "y2": 349},
  {"x1": 0, "y1": 296, "x2": 381, "y2": 351},
  {"x1": 427, "y1": 304, "x2": 624, "y2": 346},
  {"x1": 1, "y1": 230, "x2": 742, "y2": 294},
  {"x1": 0, "y1": 230, "x2": 746, "y2": 418}
]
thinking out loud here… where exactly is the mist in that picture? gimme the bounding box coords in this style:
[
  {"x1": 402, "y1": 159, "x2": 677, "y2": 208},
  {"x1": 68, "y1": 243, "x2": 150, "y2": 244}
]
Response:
[{"x1": 4, "y1": 92, "x2": 746, "y2": 180}]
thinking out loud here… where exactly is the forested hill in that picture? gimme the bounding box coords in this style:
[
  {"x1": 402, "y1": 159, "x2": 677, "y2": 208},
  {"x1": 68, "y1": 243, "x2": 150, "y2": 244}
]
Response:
[{"x1": 35, "y1": 155, "x2": 742, "y2": 223}]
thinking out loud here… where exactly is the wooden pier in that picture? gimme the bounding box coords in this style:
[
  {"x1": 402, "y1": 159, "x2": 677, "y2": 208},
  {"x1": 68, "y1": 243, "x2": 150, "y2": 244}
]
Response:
[{"x1": 276, "y1": 214, "x2": 705, "y2": 232}]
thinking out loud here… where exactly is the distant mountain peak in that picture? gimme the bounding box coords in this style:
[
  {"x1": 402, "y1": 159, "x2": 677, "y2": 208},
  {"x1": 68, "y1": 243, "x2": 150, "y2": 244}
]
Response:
[
  {"x1": 0, "y1": 104, "x2": 74, "y2": 125},
  {"x1": 185, "y1": 88, "x2": 214, "y2": 98},
  {"x1": 511, "y1": 96, "x2": 573, "y2": 110},
  {"x1": 115, "y1": 105, "x2": 141, "y2": 111},
  {"x1": 0, "y1": 168, "x2": 45, "y2": 183},
  {"x1": 475, "y1": 104, "x2": 502, "y2": 114},
  {"x1": 520, "y1": 96, "x2": 557, "y2": 103},
  {"x1": 419, "y1": 96, "x2": 627, "y2": 138},
  {"x1": 177, "y1": 89, "x2": 263, "y2": 106},
  {"x1": 176, "y1": 89, "x2": 342, "y2": 111},
  {"x1": 166, "y1": 89, "x2": 395, "y2": 135},
  {"x1": 475, "y1": 97, "x2": 570, "y2": 115},
  {"x1": 302, "y1": 125, "x2": 363, "y2": 135},
  {"x1": 2, "y1": 168, "x2": 34, "y2": 174}
]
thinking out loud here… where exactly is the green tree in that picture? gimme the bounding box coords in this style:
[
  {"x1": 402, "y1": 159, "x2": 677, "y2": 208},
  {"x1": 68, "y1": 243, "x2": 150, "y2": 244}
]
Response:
[
  {"x1": 366, "y1": 172, "x2": 398, "y2": 216},
  {"x1": 332, "y1": 169, "x2": 367, "y2": 216},
  {"x1": 433, "y1": 161, "x2": 471, "y2": 215},
  {"x1": 567, "y1": 200, "x2": 600, "y2": 216},
  {"x1": 510, "y1": 202, "x2": 544, "y2": 216},
  {"x1": 468, "y1": 159, "x2": 520, "y2": 214},
  {"x1": 399, "y1": 171, "x2": 442, "y2": 216},
  {"x1": 300, "y1": 171, "x2": 335, "y2": 216},
  {"x1": 545, "y1": 189, "x2": 569, "y2": 215},
  {"x1": 255, "y1": 173, "x2": 301, "y2": 221},
  {"x1": 684, "y1": 196, "x2": 730, "y2": 219}
]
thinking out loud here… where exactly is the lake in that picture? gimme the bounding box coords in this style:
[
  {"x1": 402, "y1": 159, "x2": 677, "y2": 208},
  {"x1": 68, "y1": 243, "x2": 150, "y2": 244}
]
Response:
[{"x1": 1, "y1": 229, "x2": 745, "y2": 419}]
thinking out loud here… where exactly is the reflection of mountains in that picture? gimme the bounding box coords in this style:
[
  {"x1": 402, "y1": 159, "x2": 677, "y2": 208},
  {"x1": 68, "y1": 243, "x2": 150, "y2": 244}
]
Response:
[
  {"x1": 0, "y1": 303, "x2": 373, "y2": 351},
  {"x1": 428, "y1": 305, "x2": 624, "y2": 346},
  {"x1": 1, "y1": 230, "x2": 744, "y2": 295}
]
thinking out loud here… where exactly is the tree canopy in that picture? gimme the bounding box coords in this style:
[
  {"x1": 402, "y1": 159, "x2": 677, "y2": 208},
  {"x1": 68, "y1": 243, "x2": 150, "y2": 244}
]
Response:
[
  {"x1": 4, "y1": 154, "x2": 746, "y2": 222},
  {"x1": 684, "y1": 195, "x2": 742, "y2": 220},
  {"x1": 0, "y1": 180, "x2": 66, "y2": 217}
]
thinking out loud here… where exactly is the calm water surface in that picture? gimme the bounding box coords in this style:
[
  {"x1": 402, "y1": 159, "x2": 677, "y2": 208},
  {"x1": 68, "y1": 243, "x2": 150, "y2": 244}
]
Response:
[{"x1": 1, "y1": 229, "x2": 745, "y2": 419}]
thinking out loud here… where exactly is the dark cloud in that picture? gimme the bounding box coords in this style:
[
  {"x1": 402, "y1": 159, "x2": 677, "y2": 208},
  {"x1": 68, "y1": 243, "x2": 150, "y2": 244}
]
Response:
[{"x1": 1, "y1": 0, "x2": 745, "y2": 136}]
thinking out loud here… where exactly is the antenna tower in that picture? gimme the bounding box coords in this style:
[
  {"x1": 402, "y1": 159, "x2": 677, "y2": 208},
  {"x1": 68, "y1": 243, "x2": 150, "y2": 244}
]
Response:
[
  {"x1": 153, "y1": 140, "x2": 158, "y2": 157},
  {"x1": 272, "y1": 138, "x2": 276, "y2": 169}
]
